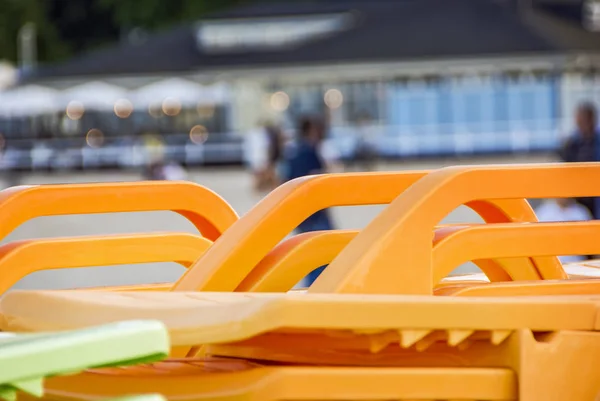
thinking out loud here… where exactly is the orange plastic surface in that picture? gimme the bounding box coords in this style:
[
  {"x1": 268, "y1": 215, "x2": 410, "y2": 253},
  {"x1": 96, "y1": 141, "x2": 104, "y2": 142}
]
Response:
[
  {"x1": 431, "y1": 221, "x2": 600, "y2": 283},
  {"x1": 204, "y1": 328, "x2": 600, "y2": 400},
  {"x1": 7, "y1": 165, "x2": 600, "y2": 401},
  {"x1": 0, "y1": 182, "x2": 238, "y2": 242},
  {"x1": 0, "y1": 233, "x2": 211, "y2": 294},
  {"x1": 237, "y1": 230, "x2": 358, "y2": 292},
  {"x1": 438, "y1": 279, "x2": 600, "y2": 296},
  {"x1": 0, "y1": 173, "x2": 557, "y2": 297},
  {"x1": 175, "y1": 171, "x2": 554, "y2": 292},
  {"x1": 2, "y1": 291, "x2": 596, "y2": 345},
  {"x1": 7, "y1": 291, "x2": 600, "y2": 399},
  {"x1": 239, "y1": 228, "x2": 542, "y2": 292},
  {"x1": 34, "y1": 361, "x2": 516, "y2": 401},
  {"x1": 311, "y1": 163, "x2": 598, "y2": 295}
]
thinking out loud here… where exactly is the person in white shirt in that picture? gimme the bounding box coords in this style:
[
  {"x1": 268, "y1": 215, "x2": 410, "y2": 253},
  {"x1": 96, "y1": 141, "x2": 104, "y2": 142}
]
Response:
[
  {"x1": 244, "y1": 123, "x2": 285, "y2": 192},
  {"x1": 162, "y1": 161, "x2": 188, "y2": 181},
  {"x1": 535, "y1": 198, "x2": 592, "y2": 263},
  {"x1": 244, "y1": 126, "x2": 269, "y2": 176}
]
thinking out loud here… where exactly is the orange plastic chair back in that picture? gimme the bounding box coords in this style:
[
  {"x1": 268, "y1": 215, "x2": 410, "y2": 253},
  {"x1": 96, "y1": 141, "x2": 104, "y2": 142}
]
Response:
[
  {"x1": 0, "y1": 233, "x2": 211, "y2": 294},
  {"x1": 309, "y1": 163, "x2": 599, "y2": 295},
  {"x1": 239, "y1": 226, "x2": 544, "y2": 292},
  {"x1": 0, "y1": 181, "x2": 236, "y2": 294},
  {"x1": 0, "y1": 181, "x2": 238, "y2": 241},
  {"x1": 5, "y1": 164, "x2": 600, "y2": 401},
  {"x1": 175, "y1": 171, "x2": 556, "y2": 292}
]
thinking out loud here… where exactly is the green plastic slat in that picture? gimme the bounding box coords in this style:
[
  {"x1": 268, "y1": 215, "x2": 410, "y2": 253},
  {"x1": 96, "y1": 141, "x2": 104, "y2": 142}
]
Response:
[
  {"x1": 0, "y1": 378, "x2": 43, "y2": 400},
  {"x1": 0, "y1": 387, "x2": 17, "y2": 401},
  {"x1": 0, "y1": 320, "x2": 169, "y2": 400}
]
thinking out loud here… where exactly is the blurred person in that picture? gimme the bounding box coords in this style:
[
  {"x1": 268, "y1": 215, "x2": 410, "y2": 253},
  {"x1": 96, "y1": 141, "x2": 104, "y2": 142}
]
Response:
[
  {"x1": 244, "y1": 122, "x2": 282, "y2": 192},
  {"x1": 142, "y1": 159, "x2": 166, "y2": 180},
  {"x1": 535, "y1": 198, "x2": 592, "y2": 263},
  {"x1": 559, "y1": 102, "x2": 600, "y2": 218},
  {"x1": 162, "y1": 160, "x2": 188, "y2": 181},
  {"x1": 264, "y1": 124, "x2": 285, "y2": 189},
  {"x1": 141, "y1": 133, "x2": 172, "y2": 181},
  {"x1": 142, "y1": 158, "x2": 187, "y2": 181},
  {"x1": 243, "y1": 124, "x2": 267, "y2": 189},
  {"x1": 143, "y1": 133, "x2": 165, "y2": 161},
  {"x1": 283, "y1": 116, "x2": 335, "y2": 286},
  {"x1": 320, "y1": 137, "x2": 344, "y2": 173}
]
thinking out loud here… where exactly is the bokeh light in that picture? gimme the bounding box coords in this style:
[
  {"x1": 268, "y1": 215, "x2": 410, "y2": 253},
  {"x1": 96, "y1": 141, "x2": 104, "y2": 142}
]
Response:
[
  {"x1": 114, "y1": 98, "x2": 133, "y2": 118},
  {"x1": 85, "y1": 128, "x2": 104, "y2": 148},
  {"x1": 324, "y1": 88, "x2": 344, "y2": 109},
  {"x1": 270, "y1": 91, "x2": 290, "y2": 112},
  {"x1": 162, "y1": 97, "x2": 181, "y2": 116},
  {"x1": 66, "y1": 101, "x2": 85, "y2": 120},
  {"x1": 189, "y1": 125, "x2": 209, "y2": 144}
]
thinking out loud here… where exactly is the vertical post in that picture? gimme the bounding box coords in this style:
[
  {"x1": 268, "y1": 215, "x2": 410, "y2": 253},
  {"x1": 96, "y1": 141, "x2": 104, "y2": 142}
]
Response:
[
  {"x1": 17, "y1": 22, "x2": 37, "y2": 73},
  {"x1": 584, "y1": 0, "x2": 600, "y2": 32}
]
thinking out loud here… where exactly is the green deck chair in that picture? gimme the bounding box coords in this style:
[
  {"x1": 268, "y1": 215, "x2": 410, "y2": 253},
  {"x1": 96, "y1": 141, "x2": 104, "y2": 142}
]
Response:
[{"x1": 0, "y1": 320, "x2": 169, "y2": 401}]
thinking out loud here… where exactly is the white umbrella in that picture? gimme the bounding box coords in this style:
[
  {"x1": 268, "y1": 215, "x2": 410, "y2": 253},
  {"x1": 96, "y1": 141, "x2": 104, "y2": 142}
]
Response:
[
  {"x1": 132, "y1": 77, "x2": 228, "y2": 108},
  {"x1": 61, "y1": 81, "x2": 129, "y2": 111},
  {"x1": 0, "y1": 85, "x2": 60, "y2": 117}
]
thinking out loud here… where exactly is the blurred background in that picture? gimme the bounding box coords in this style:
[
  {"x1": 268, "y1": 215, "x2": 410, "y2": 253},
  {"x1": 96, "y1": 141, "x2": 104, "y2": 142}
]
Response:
[{"x1": 0, "y1": 0, "x2": 598, "y2": 289}]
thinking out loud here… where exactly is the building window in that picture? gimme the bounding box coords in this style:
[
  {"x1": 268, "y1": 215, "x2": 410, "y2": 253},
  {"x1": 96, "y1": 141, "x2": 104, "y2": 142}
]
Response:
[{"x1": 341, "y1": 82, "x2": 383, "y2": 125}]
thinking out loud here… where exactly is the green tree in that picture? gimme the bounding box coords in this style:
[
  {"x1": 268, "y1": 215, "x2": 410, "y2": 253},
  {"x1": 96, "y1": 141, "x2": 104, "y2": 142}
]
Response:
[
  {"x1": 96, "y1": 0, "x2": 249, "y2": 31},
  {"x1": 0, "y1": 0, "x2": 69, "y2": 64},
  {"x1": 0, "y1": 0, "x2": 252, "y2": 64},
  {"x1": 46, "y1": 0, "x2": 118, "y2": 57}
]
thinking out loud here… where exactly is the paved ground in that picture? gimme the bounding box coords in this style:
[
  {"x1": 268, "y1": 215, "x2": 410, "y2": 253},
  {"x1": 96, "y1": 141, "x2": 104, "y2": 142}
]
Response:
[{"x1": 6, "y1": 153, "x2": 555, "y2": 290}]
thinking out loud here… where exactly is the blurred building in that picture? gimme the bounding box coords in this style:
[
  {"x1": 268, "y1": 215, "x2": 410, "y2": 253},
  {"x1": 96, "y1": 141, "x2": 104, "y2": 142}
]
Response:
[{"x1": 1, "y1": 0, "x2": 600, "y2": 169}]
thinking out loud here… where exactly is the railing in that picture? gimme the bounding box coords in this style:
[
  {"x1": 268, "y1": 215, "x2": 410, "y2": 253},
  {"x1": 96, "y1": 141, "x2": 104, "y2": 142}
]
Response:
[
  {"x1": 0, "y1": 133, "x2": 245, "y2": 170},
  {"x1": 327, "y1": 119, "x2": 564, "y2": 158},
  {"x1": 0, "y1": 119, "x2": 566, "y2": 171}
]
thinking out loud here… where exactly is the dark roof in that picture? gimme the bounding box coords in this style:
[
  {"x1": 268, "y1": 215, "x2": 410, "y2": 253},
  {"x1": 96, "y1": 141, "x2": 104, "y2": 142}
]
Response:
[{"x1": 23, "y1": 0, "x2": 600, "y2": 82}]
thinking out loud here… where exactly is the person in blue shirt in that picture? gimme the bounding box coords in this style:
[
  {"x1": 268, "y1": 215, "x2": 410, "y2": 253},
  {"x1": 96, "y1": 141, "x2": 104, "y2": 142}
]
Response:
[
  {"x1": 558, "y1": 102, "x2": 600, "y2": 218},
  {"x1": 283, "y1": 116, "x2": 335, "y2": 285}
]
